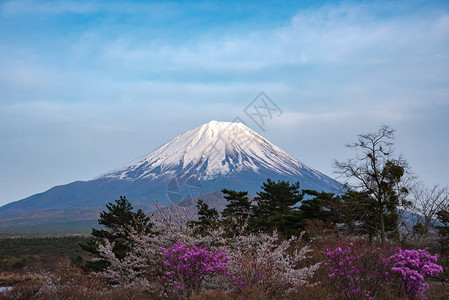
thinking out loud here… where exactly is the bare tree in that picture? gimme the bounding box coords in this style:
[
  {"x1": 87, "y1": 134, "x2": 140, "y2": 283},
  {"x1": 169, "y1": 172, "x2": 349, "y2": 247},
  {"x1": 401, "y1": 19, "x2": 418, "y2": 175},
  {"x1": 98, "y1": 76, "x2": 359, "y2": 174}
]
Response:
[
  {"x1": 409, "y1": 182, "x2": 449, "y2": 243},
  {"x1": 334, "y1": 125, "x2": 410, "y2": 245}
]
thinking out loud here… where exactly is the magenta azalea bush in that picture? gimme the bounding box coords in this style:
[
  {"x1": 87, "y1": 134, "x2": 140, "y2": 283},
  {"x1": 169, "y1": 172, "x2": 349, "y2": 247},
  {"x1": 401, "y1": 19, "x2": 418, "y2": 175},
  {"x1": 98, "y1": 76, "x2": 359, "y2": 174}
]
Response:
[
  {"x1": 323, "y1": 241, "x2": 443, "y2": 299},
  {"x1": 160, "y1": 242, "x2": 232, "y2": 297},
  {"x1": 323, "y1": 241, "x2": 397, "y2": 299},
  {"x1": 390, "y1": 249, "x2": 443, "y2": 298}
]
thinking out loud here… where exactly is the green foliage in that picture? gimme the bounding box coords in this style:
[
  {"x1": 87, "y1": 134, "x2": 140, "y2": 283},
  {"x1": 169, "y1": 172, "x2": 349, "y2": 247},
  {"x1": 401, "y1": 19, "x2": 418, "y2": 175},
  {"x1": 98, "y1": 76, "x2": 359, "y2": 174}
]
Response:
[
  {"x1": 189, "y1": 180, "x2": 304, "y2": 237},
  {"x1": 190, "y1": 200, "x2": 219, "y2": 234},
  {"x1": 0, "y1": 236, "x2": 87, "y2": 271},
  {"x1": 299, "y1": 190, "x2": 343, "y2": 226},
  {"x1": 251, "y1": 179, "x2": 303, "y2": 236},
  {"x1": 437, "y1": 210, "x2": 449, "y2": 255},
  {"x1": 340, "y1": 191, "x2": 377, "y2": 237},
  {"x1": 98, "y1": 196, "x2": 152, "y2": 235},
  {"x1": 12, "y1": 260, "x2": 25, "y2": 269},
  {"x1": 0, "y1": 236, "x2": 87, "y2": 260},
  {"x1": 79, "y1": 196, "x2": 152, "y2": 271},
  {"x1": 70, "y1": 255, "x2": 83, "y2": 267},
  {"x1": 341, "y1": 190, "x2": 399, "y2": 240},
  {"x1": 297, "y1": 189, "x2": 402, "y2": 240},
  {"x1": 221, "y1": 189, "x2": 252, "y2": 220},
  {"x1": 221, "y1": 189, "x2": 252, "y2": 232}
]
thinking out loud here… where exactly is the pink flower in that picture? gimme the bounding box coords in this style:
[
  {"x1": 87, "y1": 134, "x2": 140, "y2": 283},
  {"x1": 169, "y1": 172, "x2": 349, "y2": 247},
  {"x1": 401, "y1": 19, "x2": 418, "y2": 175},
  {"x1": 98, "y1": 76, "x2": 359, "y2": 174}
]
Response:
[{"x1": 160, "y1": 242, "x2": 233, "y2": 294}]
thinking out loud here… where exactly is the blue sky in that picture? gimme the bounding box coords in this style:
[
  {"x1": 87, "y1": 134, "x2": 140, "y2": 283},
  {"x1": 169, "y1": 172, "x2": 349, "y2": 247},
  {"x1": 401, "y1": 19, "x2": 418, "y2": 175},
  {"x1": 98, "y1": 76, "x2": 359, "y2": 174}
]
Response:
[{"x1": 0, "y1": 0, "x2": 448, "y2": 206}]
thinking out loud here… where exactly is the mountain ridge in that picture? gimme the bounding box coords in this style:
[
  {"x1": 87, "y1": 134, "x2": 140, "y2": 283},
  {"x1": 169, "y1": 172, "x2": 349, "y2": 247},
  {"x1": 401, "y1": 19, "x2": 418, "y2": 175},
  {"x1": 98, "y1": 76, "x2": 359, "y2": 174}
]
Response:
[{"x1": 0, "y1": 120, "x2": 343, "y2": 232}]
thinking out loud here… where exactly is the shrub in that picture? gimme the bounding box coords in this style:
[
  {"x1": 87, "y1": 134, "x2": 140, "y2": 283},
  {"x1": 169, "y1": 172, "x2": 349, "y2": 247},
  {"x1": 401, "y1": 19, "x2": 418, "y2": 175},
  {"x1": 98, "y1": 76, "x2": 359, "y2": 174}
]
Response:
[
  {"x1": 323, "y1": 241, "x2": 397, "y2": 299},
  {"x1": 390, "y1": 249, "x2": 443, "y2": 298},
  {"x1": 323, "y1": 241, "x2": 444, "y2": 299},
  {"x1": 160, "y1": 242, "x2": 232, "y2": 297}
]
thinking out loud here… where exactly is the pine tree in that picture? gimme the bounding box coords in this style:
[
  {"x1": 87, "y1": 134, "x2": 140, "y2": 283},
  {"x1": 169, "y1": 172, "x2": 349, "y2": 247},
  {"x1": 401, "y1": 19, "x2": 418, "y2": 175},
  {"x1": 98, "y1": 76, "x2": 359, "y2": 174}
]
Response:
[
  {"x1": 79, "y1": 196, "x2": 152, "y2": 271},
  {"x1": 299, "y1": 190, "x2": 343, "y2": 227},
  {"x1": 221, "y1": 189, "x2": 252, "y2": 219},
  {"x1": 220, "y1": 189, "x2": 253, "y2": 235},
  {"x1": 190, "y1": 200, "x2": 219, "y2": 234},
  {"x1": 437, "y1": 209, "x2": 449, "y2": 255},
  {"x1": 251, "y1": 179, "x2": 303, "y2": 236}
]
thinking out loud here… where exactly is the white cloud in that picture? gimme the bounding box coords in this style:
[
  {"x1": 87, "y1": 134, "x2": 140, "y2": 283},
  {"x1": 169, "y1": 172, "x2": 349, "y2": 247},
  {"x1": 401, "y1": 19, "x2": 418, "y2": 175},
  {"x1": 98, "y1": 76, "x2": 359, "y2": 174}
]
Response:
[{"x1": 93, "y1": 2, "x2": 449, "y2": 74}]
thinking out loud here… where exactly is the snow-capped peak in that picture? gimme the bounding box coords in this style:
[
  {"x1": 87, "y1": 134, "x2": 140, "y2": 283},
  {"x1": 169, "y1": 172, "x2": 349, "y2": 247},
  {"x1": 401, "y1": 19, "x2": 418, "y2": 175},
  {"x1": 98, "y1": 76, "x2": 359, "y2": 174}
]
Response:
[{"x1": 97, "y1": 120, "x2": 322, "y2": 181}]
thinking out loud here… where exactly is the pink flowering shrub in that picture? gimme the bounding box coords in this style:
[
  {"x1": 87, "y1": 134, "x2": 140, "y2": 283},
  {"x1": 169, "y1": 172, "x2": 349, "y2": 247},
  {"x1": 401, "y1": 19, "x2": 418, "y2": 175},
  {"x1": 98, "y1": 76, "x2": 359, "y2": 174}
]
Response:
[
  {"x1": 323, "y1": 241, "x2": 397, "y2": 299},
  {"x1": 160, "y1": 242, "x2": 232, "y2": 297},
  {"x1": 323, "y1": 241, "x2": 443, "y2": 299},
  {"x1": 390, "y1": 249, "x2": 443, "y2": 298}
]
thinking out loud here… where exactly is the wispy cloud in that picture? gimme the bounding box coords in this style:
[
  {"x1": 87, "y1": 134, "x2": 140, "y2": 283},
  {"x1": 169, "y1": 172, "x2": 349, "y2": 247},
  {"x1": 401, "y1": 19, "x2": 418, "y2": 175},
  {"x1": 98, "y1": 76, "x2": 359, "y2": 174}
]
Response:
[
  {"x1": 93, "y1": 2, "x2": 449, "y2": 71},
  {"x1": 0, "y1": 0, "x2": 448, "y2": 205}
]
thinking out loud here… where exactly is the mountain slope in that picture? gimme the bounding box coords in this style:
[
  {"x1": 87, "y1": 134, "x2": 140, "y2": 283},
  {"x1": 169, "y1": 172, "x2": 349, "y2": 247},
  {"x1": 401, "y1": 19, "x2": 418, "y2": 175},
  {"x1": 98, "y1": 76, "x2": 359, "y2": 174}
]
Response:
[
  {"x1": 0, "y1": 120, "x2": 343, "y2": 230},
  {"x1": 97, "y1": 120, "x2": 339, "y2": 189}
]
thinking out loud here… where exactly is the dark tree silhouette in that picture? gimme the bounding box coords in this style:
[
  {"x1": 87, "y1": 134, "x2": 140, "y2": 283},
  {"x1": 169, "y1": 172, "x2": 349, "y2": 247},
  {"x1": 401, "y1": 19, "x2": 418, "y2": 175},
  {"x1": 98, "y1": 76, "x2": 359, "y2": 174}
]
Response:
[
  {"x1": 251, "y1": 179, "x2": 303, "y2": 236},
  {"x1": 190, "y1": 199, "x2": 219, "y2": 233},
  {"x1": 334, "y1": 125, "x2": 410, "y2": 244}
]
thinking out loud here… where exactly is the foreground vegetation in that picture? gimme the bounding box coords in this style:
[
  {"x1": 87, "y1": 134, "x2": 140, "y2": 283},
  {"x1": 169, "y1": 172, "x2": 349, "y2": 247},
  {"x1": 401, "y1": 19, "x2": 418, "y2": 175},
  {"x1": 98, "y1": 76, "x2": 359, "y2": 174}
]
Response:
[
  {"x1": 1, "y1": 125, "x2": 448, "y2": 299},
  {"x1": 0, "y1": 198, "x2": 447, "y2": 299}
]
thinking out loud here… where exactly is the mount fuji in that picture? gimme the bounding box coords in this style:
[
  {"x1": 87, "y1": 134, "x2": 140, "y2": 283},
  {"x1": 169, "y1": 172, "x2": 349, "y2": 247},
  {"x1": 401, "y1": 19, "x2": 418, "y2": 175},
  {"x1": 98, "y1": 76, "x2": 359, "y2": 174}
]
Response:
[{"x1": 0, "y1": 121, "x2": 343, "y2": 232}]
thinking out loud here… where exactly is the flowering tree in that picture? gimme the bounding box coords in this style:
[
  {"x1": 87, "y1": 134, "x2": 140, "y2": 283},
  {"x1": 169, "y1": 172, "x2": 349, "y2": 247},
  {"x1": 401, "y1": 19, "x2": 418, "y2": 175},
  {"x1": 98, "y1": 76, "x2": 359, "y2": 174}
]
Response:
[
  {"x1": 95, "y1": 231, "x2": 164, "y2": 295},
  {"x1": 227, "y1": 231, "x2": 321, "y2": 297},
  {"x1": 80, "y1": 196, "x2": 152, "y2": 272},
  {"x1": 94, "y1": 203, "x2": 321, "y2": 297},
  {"x1": 94, "y1": 204, "x2": 229, "y2": 296}
]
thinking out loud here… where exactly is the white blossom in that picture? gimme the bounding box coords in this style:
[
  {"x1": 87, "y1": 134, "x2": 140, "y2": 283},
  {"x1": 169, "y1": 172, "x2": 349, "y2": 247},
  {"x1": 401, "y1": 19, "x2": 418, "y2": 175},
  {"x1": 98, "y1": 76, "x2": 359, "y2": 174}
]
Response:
[{"x1": 94, "y1": 204, "x2": 321, "y2": 296}]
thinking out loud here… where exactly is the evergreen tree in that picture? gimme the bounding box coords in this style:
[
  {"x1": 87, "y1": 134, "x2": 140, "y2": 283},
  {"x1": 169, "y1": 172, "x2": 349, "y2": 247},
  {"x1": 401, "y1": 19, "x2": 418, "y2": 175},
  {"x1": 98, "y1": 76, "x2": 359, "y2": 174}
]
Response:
[
  {"x1": 221, "y1": 189, "x2": 252, "y2": 220},
  {"x1": 79, "y1": 196, "x2": 152, "y2": 271},
  {"x1": 251, "y1": 179, "x2": 303, "y2": 236},
  {"x1": 340, "y1": 191, "x2": 380, "y2": 239},
  {"x1": 190, "y1": 200, "x2": 219, "y2": 234},
  {"x1": 437, "y1": 209, "x2": 449, "y2": 255},
  {"x1": 220, "y1": 189, "x2": 252, "y2": 234},
  {"x1": 298, "y1": 190, "x2": 401, "y2": 240},
  {"x1": 299, "y1": 190, "x2": 343, "y2": 228}
]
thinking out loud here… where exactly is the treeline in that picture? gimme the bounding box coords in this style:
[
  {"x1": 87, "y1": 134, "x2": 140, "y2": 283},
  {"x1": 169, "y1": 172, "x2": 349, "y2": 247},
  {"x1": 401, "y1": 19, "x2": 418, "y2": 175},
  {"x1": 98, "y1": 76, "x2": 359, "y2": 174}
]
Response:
[
  {"x1": 196, "y1": 182, "x2": 449, "y2": 251},
  {"x1": 193, "y1": 183, "x2": 402, "y2": 240},
  {"x1": 0, "y1": 236, "x2": 87, "y2": 271}
]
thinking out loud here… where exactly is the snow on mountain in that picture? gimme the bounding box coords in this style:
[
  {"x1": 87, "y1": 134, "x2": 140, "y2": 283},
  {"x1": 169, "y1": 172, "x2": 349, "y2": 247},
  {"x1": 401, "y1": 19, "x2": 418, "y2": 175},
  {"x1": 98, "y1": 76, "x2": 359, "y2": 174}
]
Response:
[{"x1": 97, "y1": 120, "x2": 329, "y2": 184}]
